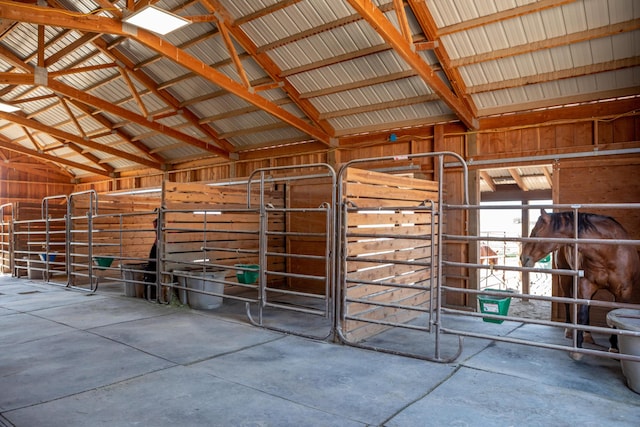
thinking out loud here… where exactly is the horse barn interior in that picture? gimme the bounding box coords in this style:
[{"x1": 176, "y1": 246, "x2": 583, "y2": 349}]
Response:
[{"x1": 0, "y1": 0, "x2": 639, "y2": 425}]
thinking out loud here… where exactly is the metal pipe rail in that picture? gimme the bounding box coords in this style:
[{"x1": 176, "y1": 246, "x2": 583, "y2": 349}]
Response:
[
  {"x1": 335, "y1": 151, "x2": 467, "y2": 362},
  {"x1": 442, "y1": 201, "x2": 640, "y2": 363},
  {"x1": 244, "y1": 164, "x2": 336, "y2": 341}
]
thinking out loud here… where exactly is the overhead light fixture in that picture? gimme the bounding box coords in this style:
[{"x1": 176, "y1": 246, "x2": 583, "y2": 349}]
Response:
[
  {"x1": 122, "y1": 5, "x2": 190, "y2": 35},
  {"x1": 0, "y1": 101, "x2": 20, "y2": 113}
]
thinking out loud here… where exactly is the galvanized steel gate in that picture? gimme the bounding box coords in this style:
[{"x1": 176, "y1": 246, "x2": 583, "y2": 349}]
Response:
[{"x1": 335, "y1": 152, "x2": 468, "y2": 361}]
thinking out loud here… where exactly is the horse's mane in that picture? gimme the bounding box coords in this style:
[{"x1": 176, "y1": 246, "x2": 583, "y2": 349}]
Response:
[{"x1": 549, "y1": 211, "x2": 625, "y2": 236}]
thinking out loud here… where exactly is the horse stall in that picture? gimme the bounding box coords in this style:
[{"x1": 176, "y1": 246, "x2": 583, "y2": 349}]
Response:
[
  {"x1": 440, "y1": 201, "x2": 640, "y2": 367},
  {"x1": 334, "y1": 152, "x2": 468, "y2": 361},
  {"x1": 161, "y1": 164, "x2": 336, "y2": 338},
  {"x1": 67, "y1": 190, "x2": 159, "y2": 295},
  {"x1": 12, "y1": 199, "x2": 68, "y2": 283}
]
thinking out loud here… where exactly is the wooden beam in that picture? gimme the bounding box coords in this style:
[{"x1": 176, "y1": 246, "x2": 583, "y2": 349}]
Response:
[
  {"x1": 467, "y1": 58, "x2": 640, "y2": 95},
  {"x1": 0, "y1": 3, "x2": 332, "y2": 145},
  {"x1": 479, "y1": 170, "x2": 496, "y2": 192},
  {"x1": 201, "y1": 0, "x2": 336, "y2": 140},
  {"x1": 118, "y1": 67, "x2": 149, "y2": 118},
  {"x1": 393, "y1": 0, "x2": 412, "y2": 44},
  {"x1": 46, "y1": 79, "x2": 230, "y2": 159},
  {"x1": 407, "y1": 0, "x2": 478, "y2": 120},
  {"x1": 90, "y1": 37, "x2": 236, "y2": 155},
  {"x1": 477, "y1": 87, "x2": 640, "y2": 118},
  {"x1": 479, "y1": 97, "x2": 640, "y2": 130},
  {"x1": 438, "y1": 0, "x2": 577, "y2": 37},
  {"x1": 347, "y1": 0, "x2": 477, "y2": 130},
  {"x1": 65, "y1": 142, "x2": 117, "y2": 174},
  {"x1": 0, "y1": 138, "x2": 111, "y2": 177},
  {"x1": 449, "y1": 19, "x2": 640, "y2": 68},
  {"x1": 0, "y1": 110, "x2": 162, "y2": 170},
  {"x1": 508, "y1": 168, "x2": 528, "y2": 191},
  {"x1": 217, "y1": 22, "x2": 251, "y2": 88}
]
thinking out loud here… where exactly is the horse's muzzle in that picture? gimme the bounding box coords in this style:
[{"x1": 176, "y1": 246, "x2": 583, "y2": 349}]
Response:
[{"x1": 520, "y1": 255, "x2": 535, "y2": 267}]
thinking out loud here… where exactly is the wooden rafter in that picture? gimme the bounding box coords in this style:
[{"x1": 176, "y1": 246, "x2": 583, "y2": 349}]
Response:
[
  {"x1": 65, "y1": 142, "x2": 116, "y2": 174},
  {"x1": 0, "y1": 137, "x2": 110, "y2": 177},
  {"x1": 45, "y1": 32, "x2": 102, "y2": 68},
  {"x1": 479, "y1": 171, "x2": 497, "y2": 192},
  {"x1": 469, "y1": 57, "x2": 640, "y2": 95},
  {"x1": 0, "y1": 3, "x2": 331, "y2": 149},
  {"x1": 393, "y1": 0, "x2": 412, "y2": 44},
  {"x1": 200, "y1": 0, "x2": 337, "y2": 140},
  {"x1": 347, "y1": 0, "x2": 478, "y2": 130},
  {"x1": 67, "y1": 99, "x2": 166, "y2": 163},
  {"x1": 407, "y1": 0, "x2": 477, "y2": 118},
  {"x1": 118, "y1": 67, "x2": 149, "y2": 118},
  {"x1": 217, "y1": 21, "x2": 251, "y2": 89},
  {"x1": 0, "y1": 108, "x2": 162, "y2": 170},
  {"x1": 7, "y1": 3, "x2": 333, "y2": 146},
  {"x1": 59, "y1": 98, "x2": 87, "y2": 139},
  {"x1": 508, "y1": 168, "x2": 528, "y2": 191},
  {"x1": 90, "y1": 38, "x2": 236, "y2": 156},
  {"x1": 21, "y1": 126, "x2": 44, "y2": 151},
  {"x1": 437, "y1": 0, "x2": 577, "y2": 37},
  {"x1": 451, "y1": 19, "x2": 640, "y2": 68}
]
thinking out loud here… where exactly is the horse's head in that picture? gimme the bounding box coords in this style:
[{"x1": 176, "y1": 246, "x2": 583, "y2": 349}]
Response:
[{"x1": 520, "y1": 209, "x2": 562, "y2": 267}]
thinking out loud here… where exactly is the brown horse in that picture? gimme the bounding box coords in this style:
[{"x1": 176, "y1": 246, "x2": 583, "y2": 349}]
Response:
[
  {"x1": 521, "y1": 209, "x2": 640, "y2": 360},
  {"x1": 480, "y1": 245, "x2": 498, "y2": 265}
]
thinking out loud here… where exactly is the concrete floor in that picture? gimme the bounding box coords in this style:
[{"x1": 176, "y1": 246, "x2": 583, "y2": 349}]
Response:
[{"x1": 0, "y1": 275, "x2": 638, "y2": 427}]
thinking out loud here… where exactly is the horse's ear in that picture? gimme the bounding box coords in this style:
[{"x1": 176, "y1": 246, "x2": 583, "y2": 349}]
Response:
[{"x1": 540, "y1": 209, "x2": 550, "y2": 222}]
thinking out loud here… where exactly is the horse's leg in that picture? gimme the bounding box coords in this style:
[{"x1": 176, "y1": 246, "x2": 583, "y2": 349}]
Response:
[
  {"x1": 564, "y1": 302, "x2": 571, "y2": 338},
  {"x1": 609, "y1": 329, "x2": 619, "y2": 353},
  {"x1": 569, "y1": 279, "x2": 597, "y2": 361}
]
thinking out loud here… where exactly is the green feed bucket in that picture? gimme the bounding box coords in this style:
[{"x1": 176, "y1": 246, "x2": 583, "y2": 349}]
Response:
[
  {"x1": 478, "y1": 289, "x2": 513, "y2": 324},
  {"x1": 93, "y1": 256, "x2": 114, "y2": 270},
  {"x1": 235, "y1": 264, "x2": 259, "y2": 284}
]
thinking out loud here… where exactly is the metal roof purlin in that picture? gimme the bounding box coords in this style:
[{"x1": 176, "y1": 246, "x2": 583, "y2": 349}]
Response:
[{"x1": 347, "y1": 0, "x2": 478, "y2": 130}]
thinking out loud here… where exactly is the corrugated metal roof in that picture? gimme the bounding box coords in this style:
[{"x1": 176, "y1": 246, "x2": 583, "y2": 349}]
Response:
[{"x1": 0, "y1": 0, "x2": 634, "y2": 180}]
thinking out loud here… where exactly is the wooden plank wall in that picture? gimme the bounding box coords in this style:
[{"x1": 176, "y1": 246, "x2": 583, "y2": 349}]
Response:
[
  {"x1": 553, "y1": 155, "x2": 640, "y2": 325},
  {"x1": 163, "y1": 181, "x2": 285, "y2": 285},
  {"x1": 341, "y1": 167, "x2": 439, "y2": 342},
  {"x1": 286, "y1": 175, "x2": 335, "y2": 294},
  {"x1": 69, "y1": 194, "x2": 159, "y2": 284}
]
